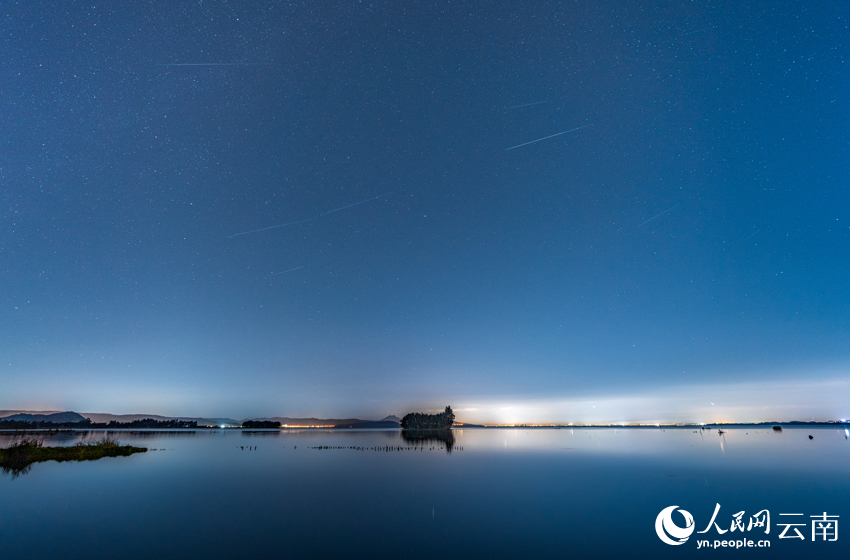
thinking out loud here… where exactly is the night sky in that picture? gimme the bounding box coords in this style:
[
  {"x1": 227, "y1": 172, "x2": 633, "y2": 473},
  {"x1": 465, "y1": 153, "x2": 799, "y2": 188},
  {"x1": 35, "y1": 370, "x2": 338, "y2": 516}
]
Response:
[{"x1": 2, "y1": 1, "x2": 848, "y2": 423}]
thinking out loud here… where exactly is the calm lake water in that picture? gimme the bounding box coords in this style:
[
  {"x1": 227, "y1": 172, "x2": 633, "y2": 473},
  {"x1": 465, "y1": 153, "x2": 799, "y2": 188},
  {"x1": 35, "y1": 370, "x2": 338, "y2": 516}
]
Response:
[{"x1": 1, "y1": 426, "x2": 848, "y2": 559}]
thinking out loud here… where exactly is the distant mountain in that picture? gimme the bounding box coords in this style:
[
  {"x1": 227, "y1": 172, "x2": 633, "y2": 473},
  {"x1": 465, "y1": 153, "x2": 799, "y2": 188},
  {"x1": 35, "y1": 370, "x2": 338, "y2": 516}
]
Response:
[
  {"x1": 0, "y1": 411, "x2": 448, "y2": 429},
  {"x1": 0, "y1": 411, "x2": 361, "y2": 428},
  {"x1": 80, "y1": 412, "x2": 239, "y2": 427},
  {"x1": 255, "y1": 417, "x2": 363, "y2": 427},
  {"x1": 334, "y1": 420, "x2": 401, "y2": 429},
  {"x1": 198, "y1": 418, "x2": 242, "y2": 427},
  {"x1": 82, "y1": 412, "x2": 181, "y2": 423},
  {"x1": 0, "y1": 412, "x2": 87, "y2": 423},
  {"x1": 0, "y1": 410, "x2": 64, "y2": 418},
  {"x1": 252, "y1": 416, "x2": 404, "y2": 428}
]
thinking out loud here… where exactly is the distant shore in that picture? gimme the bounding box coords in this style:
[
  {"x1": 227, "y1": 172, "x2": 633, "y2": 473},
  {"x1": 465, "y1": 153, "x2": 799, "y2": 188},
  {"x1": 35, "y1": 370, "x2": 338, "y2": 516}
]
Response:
[{"x1": 0, "y1": 420, "x2": 846, "y2": 433}]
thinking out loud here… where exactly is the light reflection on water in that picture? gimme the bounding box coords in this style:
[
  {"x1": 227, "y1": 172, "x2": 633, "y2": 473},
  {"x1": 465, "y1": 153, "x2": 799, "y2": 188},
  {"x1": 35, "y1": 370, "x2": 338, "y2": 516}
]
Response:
[{"x1": 0, "y1": 427, "x2": 848, "y2": 559}]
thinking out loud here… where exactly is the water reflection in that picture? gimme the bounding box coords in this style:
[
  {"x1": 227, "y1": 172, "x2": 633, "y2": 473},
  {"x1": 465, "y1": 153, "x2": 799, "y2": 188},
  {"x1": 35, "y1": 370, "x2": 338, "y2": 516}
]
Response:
[
  {"x1": 241, "y1": 430, "x2": 285, "y2": 437},
  {"x1": 401, "y1": 429, "x2": 455, "y2": 453},
  {"x1": 2, "y1": 465, "x2": 32, "y2": 478},
  {"x1": 0, "y1": 427, "x2": 847, "y2": 559},
  {"x1": 111, "y1": 430, "x2": 198, "y2": 440},
  {"x1": 1, "y1": 461, "x2": 32, "y2": 479}
]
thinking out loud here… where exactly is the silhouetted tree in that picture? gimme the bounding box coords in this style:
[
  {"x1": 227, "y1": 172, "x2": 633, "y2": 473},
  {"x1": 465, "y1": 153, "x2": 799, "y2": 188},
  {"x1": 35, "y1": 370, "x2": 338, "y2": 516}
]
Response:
[
  {"x1": 242, "y1": 421, "x2": 281, "y2": 429},
  {"x1": 400, "y1": 406, "x2": 455, "y2": 430}
]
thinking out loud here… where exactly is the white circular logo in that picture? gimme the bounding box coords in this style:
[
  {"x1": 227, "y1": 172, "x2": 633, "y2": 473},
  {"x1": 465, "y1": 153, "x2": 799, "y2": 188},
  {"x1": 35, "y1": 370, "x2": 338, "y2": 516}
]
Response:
[{"x1": 655, "y1": 505, "x2": 695, "y2": 545}]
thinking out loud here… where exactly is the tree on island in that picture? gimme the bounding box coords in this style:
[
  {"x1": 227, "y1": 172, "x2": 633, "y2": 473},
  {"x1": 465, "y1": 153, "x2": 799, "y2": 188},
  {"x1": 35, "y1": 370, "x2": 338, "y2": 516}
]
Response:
[
  {"x1": 242, "y1": 420, "x2": 281, "y2": 429},
  {"x1": 400, "y1": 406, "x2": 455, "y2": 430}
]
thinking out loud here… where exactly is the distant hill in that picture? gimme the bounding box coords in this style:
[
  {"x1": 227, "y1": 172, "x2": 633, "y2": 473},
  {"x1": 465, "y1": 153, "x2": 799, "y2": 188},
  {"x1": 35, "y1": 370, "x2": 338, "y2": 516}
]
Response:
[
  {"x1": 0, "y1": 411, "x2": 445, "y2": 429},
  {"x1": 0, "y1": 411, "x2": 239, "y2": 427},
  {"x1": 0, "y1": 412, "x2": 87, "y2": 423},
  {"x1": 334, "y1": 420, "x2": 401, "y2": 429},
  {"x1": 254, "y1": 417, "x2": 363, "y2": 426},
  {"x1": 82, "y1": 412, "x2": 186, "y2": 423},
  {"x1": 0, "y1": 410, "x2": 64, "y2": 418},
  {"x1": 1, "y1": 411, "x2": 361, "y2": 428},
  {"x1": 80, "y1": 412, "x2": 239, "y2": 427}
]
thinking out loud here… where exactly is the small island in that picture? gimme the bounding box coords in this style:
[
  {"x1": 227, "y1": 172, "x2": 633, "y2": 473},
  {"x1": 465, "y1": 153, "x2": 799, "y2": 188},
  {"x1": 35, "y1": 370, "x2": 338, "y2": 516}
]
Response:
[
  {"x1": 242, "y1": 420, "x2": 282, "y2": 429},
  {"x1": 400, "y1": 406, "x2": 455, "y2": 430},
  {"x1": 0, "y1": 436, "x2": 147, "y2": 477}
]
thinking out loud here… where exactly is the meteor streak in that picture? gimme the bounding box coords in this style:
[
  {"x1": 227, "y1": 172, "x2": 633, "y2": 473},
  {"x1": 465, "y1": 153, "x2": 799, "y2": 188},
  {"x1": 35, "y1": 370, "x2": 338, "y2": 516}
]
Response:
[
  {"x1": 229, "y1": 192, "x2": 394, "y2": 238},
  {"x1": 269, "y1": 266, "x2": 305, "y2": 276},
  {"x1": 504, "y1": 100, "x2": 550, "y2": 110},
  {"x1": 639, "y1": 204, "x2": 681, "y2": 226},
  {"x1": 157, "y1": 62, "x2": 274, "y2": 66},
  {"x1": 319, "y1": 192, "x2": 394, "y2": 216},
  {"x1": 228, "y1": 218, "x2": 312, "y2": 238},
  {"x1": 505, "y1": 124, "x2": 592, "y2": 150}
]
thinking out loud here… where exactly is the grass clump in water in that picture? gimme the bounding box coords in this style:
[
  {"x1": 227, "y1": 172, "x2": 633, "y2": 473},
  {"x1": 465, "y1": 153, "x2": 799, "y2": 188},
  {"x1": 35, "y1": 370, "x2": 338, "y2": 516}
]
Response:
[
  {"x1": 74, "y1": 435, "x2": 121, "y2": 448},
  {"x1": 0, "y1": 435, "x2": 146, "y2": 478}
]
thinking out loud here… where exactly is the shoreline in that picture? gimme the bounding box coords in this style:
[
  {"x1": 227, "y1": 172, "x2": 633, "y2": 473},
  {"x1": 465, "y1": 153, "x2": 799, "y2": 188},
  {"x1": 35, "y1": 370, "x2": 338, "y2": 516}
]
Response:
[{"x1": 0, "y1": 421, "x2": 846, "y2": 434}]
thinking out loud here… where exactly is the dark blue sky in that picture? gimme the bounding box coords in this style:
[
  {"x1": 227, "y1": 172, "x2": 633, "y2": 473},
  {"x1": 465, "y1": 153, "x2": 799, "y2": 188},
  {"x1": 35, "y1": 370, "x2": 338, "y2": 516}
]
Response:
[{"x1": 2, "y1": 1, "x2": 848, "y2": 422}]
